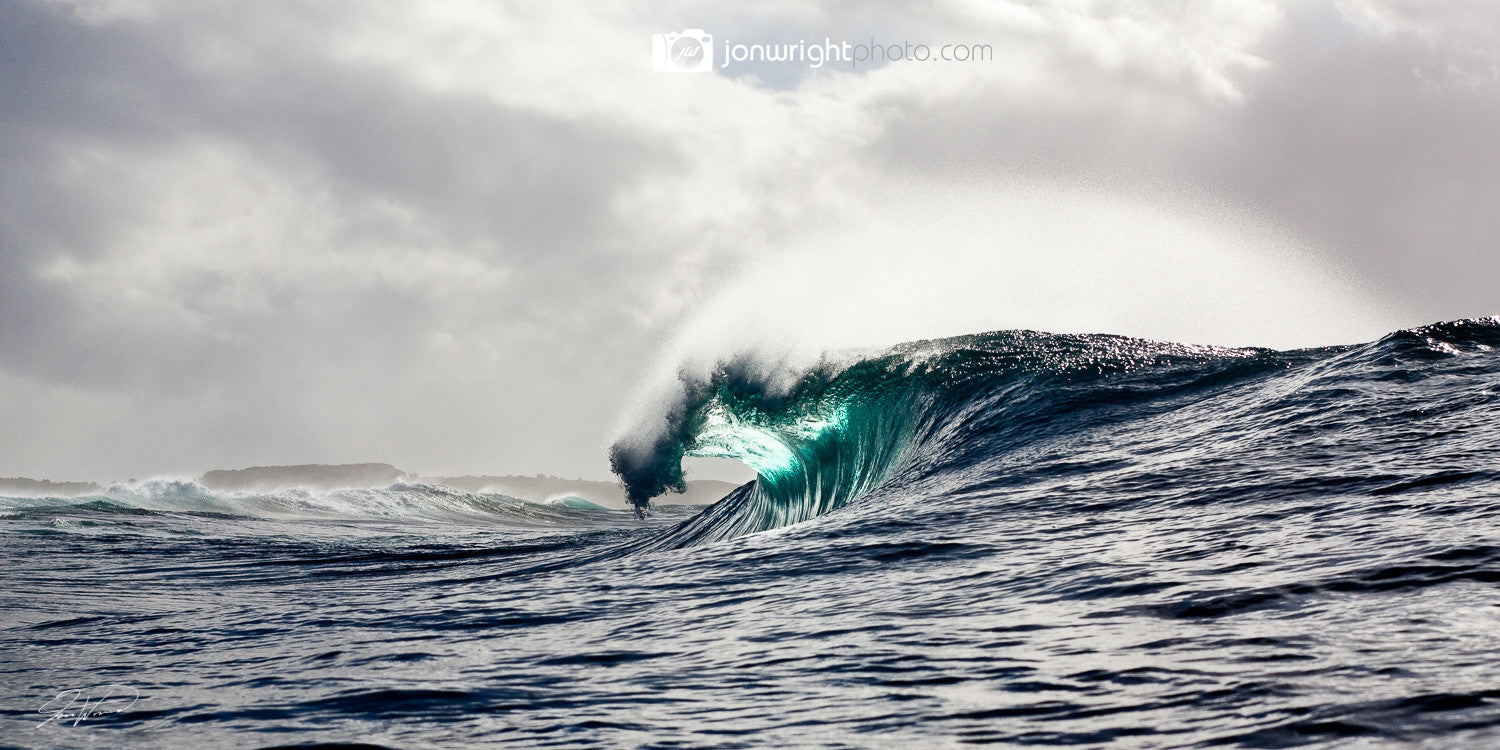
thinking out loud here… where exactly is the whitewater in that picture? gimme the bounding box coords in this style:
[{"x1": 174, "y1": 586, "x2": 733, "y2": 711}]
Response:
[{"x1": 4, "y1": 318, "x2": 1499, "y2": 748}]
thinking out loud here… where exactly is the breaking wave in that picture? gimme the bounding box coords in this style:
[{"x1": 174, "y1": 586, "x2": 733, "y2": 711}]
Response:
[{"x1": 614, "y1": 318, "x2": 1500, "y2": 547}]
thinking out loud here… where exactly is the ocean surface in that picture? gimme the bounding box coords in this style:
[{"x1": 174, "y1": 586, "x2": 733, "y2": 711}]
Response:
[{"x1": 4, "y1": 318, "x2": 1499, "y2": 749}]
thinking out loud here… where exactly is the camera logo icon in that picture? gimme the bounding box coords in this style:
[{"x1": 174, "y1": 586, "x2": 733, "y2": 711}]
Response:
[{"x1": 652, "y1": 29, "x2": 713, "y2": 73}]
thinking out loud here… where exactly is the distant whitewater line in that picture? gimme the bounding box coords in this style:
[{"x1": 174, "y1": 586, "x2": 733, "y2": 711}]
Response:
[{"x1": 0, "y1": 463, "x2": 740, "y2": 509}]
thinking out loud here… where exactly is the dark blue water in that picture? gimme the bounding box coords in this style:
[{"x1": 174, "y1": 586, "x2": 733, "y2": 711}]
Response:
[{"x1": 4, "y1": 319, "x2": 1499, "y2": 748}]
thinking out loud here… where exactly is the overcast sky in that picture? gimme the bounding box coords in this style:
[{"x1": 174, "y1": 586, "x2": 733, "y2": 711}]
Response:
[{"x1": 2, "y1": 0, "x2": 1496, "y2": 482}]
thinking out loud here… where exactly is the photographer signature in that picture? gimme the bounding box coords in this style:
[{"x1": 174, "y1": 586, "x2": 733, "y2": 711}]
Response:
[{"x1": 37, "y1": 684, "x2": 140, "y2": 728}]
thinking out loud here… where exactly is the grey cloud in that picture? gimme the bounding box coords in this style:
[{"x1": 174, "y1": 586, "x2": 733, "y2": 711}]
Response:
[
  {"x1": 0, "y1": 1, "x2": 679, "y2": 387},
  {"x1": 1204, "y1": 2, "x2": 1500, "y2": 317},
  {"x1": 0, "y1": 1, "x2": 696, "y2": 479},
  {"x1": 1, "y1": 2, "x2": 674, "y2": 256},
  {"x1": 857, "y1": 2, "x2": 1498, "y2": 321}
]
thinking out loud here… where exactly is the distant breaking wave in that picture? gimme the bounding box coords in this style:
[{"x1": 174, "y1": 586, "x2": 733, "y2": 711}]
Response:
[
  {"x1": 0, "y1": 479, "x2": 632, "y2": 529},
  {"x1": 613, "y1": 318, "x2": 1500, "y2": 548}
]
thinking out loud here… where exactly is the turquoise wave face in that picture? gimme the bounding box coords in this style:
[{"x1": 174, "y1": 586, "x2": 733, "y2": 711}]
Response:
[
  {"x1": 610, "y1": 348, "x2": 928, "y2": 538},
  {"x1": 666, "y1": 366, "x2": 926, "y2": 543}
]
